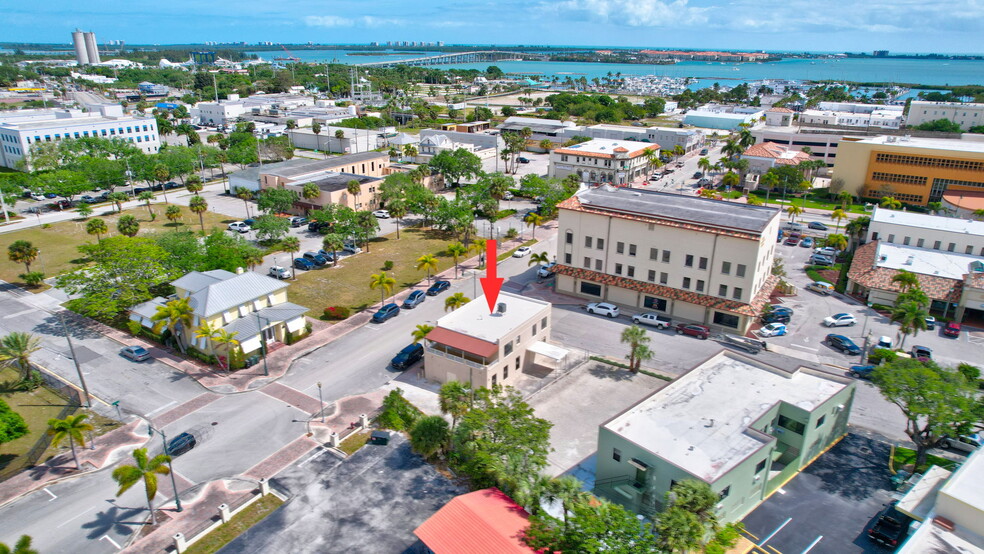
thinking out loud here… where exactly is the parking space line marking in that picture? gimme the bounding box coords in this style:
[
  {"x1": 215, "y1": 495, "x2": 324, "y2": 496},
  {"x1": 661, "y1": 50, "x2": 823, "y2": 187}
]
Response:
[
  {"x1": 100, "y1": 535, "x2": 122, "y2": 550},
  {"x1": 298, "y1": 446, "x2": 328, "y2": 467},
  {"x1": 801, "y1": 536, "x2": 823, "y2": 553},
  {"x1": 760, "y1": 517, "x2": 792, "y2": 547},
  {"x1": 743, "y1": 529, "x2": 760, "y2": 540},
  {"x1": 767, "y1": 546, "x2": 782, "y2": 554},
  {"x1": 44, "y1": 488, "x2": 57, "y2": 500}
]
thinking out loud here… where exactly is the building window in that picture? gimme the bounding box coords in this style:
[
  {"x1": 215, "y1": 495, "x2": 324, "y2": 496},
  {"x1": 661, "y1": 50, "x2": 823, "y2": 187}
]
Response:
[
  {"x1": 696, "y1": 279, "x2": 705, "y2": 292},
  {"x1": 580, "y1": 282, "x2": 602, "y2": 296},
  {"x1": 720, "y1": 486, "x2": 730, "y2": 499},
  {"x1": 778, "y1": 415, "x2": 806, "y2": 435},
  {"x1": 733, "y1": 287, "x2": 743, "y2": 300},
  {"x1": 595, "y1": 259, "x2": 602, "y2": 271},
  {"x1": 627, "y1": 266, "x2": 635, "y2": 278},
  {"x1": 755, "y1": 460, "x2": 766, "y2": 474},
  {"x1": 967, "y1": 245, "x2": 974, "y2": 255},
  {"x1": 615, "y1": 263, "x2": 623, "y2": 275},
  {"x1": 736, "y1": 264, "x2": 746, "y2": 278},
  {"x1": 719, "y1": 284, "x2": 728, "y2": 296},
  {"x1": 713, "y1": 312, "x2": 740, "y2": 328},
  {"x1": 648, "y1": 270, "x2": 656, "y2": 282},
  {"x1": 903, "y1": 236, "x2": 911, "y2": 246},
  {"x1": 628, "y1": 244, "x2": 637, "y2": 257},
  {"x1": 650, "y1": 248, "x2": 658, "y2": 260},
  {"x1": 532, "y1": 323, "x2": 537, "y2": 335},
  {"x1": 492, "y1": 374, "x2": 497, "y2": 386},
  {"x1": 616, "y1": 242, "x2": 624, "y2": 254},
  {"x1": 643, "y1": 296, "x2": 667, "y2": 311},
  {"x1": 584, "y1": 257, "x2": 591, "y2": 268},
  {"x1": 722, "y1": 261, "x2": 731, "y2": 274},
  {"x1": 662, "y1": 251, "x2": 671, "y2": 263},
  {"x1": 933, "y1": 240, "x2": 941, "y2": 250},
  {"x1": 917, "y1": 238, "x2": 925, "y2": 248},
  {"x1": 585, "y1": 236, "x2": 593, "y2": 248},
  {"x1": 685, "y1": 254, "x2": 694, "y2": 267},
  {"x1": 948, "y1": 242, "x2": 956, "y2": 252},
  {"x1": 816, "y1": 415, "x2": 826, "y2": 428},
  {"x1": 699, "y1": 257, "x2": 708, "y2": 270},
  {"x1": 542, "y1": 317, "x2": 548, "y2": 328},
  {"x1": 887, "y1": 234, "x2": 895, "y2": 243},
  {"x1": 566, "y1": 231, "x2": 573, "y2": 244},
  {"x1": 504, "y1": 363, "x2": 509, "y2": 380},
  {"x1": 597, "y1": 239, "x2": 605, "y2": 250},
  {"x1": 565, "y1": 253, "x2": 572, "y2": 264},
  {"x1": 613, "y1": 448, "x2": 622, "y2": 462},
  {"x1": 682, "y1": 277, "x2": 691, "y2": 289},
  {"x1": 660, "y1": 272, "x2": 668, "y2": 285}
]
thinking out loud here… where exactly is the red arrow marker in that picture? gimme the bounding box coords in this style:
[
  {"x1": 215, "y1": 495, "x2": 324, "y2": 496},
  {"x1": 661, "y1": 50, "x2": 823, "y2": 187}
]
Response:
[{"x1": 479, "y1": 240, "x2": 503, "y2": 313}]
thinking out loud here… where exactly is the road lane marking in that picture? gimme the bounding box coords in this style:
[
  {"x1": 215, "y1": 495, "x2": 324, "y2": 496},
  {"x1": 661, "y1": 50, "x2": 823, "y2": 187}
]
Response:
[
  {"x1": 760, "y1": 517, "x2": 792, "y2": 547},
  {"x1": 145, "y1": 400, "x2": 178, "y2": 418},
  {"x1": 3, "y1": 309, "x2": 35, "y2": 319},
  {"x1": 801, "y1": 536, "x2": 823, "y2": 553},
  {"x1": 100, "y1": 535, "x2": 122, "y2": 550},
  {"x1": 56, "y1": 506, "x2": 94, "y2": 528},
  {"x1": 44, "y1": 488, "x2": 57, "y2": 500}
]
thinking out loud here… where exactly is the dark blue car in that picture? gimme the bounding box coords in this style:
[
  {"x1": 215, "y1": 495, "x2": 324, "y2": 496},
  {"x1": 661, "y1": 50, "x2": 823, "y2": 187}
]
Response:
[
  {"x1": 391, "y1": 343, "x2": 424, "y2": 370},
  {"x1": 303, "y1": 251, "x2": 329, "y2": 267},
  {"x1": 826, "y1": 334, "x2": 861, "y2": 355},
  {"x1": 372, "y1": 303, "x2": 400, "y2": 323},
  {"x1": 402, "y1": 290, "x2": 426, "y2": 309},
  {"x1": 849, "y1": 365, "x2": 875, "y2": 379},
  {"x1": 427, "y1": 280, "x2": 451, "y2": 296},
  {"x1": 293, "y1": 257, "x2": 315, "y2": 270}
]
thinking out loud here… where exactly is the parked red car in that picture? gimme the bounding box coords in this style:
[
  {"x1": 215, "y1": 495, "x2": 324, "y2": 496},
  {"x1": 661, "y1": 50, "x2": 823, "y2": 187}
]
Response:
[
  {"x1": 943, "y1": 322, "x2": 962, "y2": 337},
  {"x1": 675, "y1": 323, "x2": 710, "y2": 339}
]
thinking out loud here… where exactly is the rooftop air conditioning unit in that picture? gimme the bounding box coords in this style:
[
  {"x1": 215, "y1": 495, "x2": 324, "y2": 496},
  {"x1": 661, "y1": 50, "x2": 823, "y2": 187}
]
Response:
[{"x1": 497, "y1": 303, "x2": 507, "y2": 314}]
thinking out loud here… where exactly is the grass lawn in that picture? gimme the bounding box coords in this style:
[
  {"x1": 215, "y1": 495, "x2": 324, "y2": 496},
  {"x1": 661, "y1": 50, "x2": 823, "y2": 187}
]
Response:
[
  {"x1": 338, "y1": 430, "x2": 371, "y2": 456},
  {"x1": 183, "y1": 494, "x2": 284, "y2": 554},
  {"x1": 891, "y1": 445, "x2": 959, "y2": 474},
  {"x1": 757, "y1": 194, "x2": 869, "y2": 215},
  {"x1": 0, "y1": 207, "x2": 236, "y2": 286},
  {"x1": 285, "y1": 226, "x2": 465, "y2": 316}
]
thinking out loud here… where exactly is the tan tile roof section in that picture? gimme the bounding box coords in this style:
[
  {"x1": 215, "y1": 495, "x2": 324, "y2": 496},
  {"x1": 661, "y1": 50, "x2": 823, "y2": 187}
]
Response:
[
  {"x1": 557, "y1": 195, "x2": 762, "y2": 241},
  {"x1": 552, "y1": 146, "x2": 654, "y2": 159},
  {"x1": 847, "y1": 240, "x2": 964, "y2": 302}
]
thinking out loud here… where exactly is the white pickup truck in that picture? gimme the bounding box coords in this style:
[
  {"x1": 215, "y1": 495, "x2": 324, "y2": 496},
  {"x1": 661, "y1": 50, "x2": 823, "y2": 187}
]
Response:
[{"x1": 631, "y1": 312, "x2": 672, "y2": 329}]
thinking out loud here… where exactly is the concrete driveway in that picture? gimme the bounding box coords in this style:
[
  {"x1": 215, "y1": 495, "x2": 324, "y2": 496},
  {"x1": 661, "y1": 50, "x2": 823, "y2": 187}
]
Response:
[
  {"x1": 741, "y1": 433, "x2": 900, "y2": 554},
  {"x1": 218, "y1": 434, "x2": 464, "y2": 554}
]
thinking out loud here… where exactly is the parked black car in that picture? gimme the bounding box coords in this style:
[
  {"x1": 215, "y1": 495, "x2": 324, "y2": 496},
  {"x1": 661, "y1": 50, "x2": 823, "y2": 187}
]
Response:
[
  {"x1": 303, "y1": 251, "x2": 329, "y2": 267},
  {"x1": 761, "y1": 312, "x2": 791, "y2": 324},
  {"x1": 427, "y1": 280, "x2": 451, "y2": 296},
  {"x1": 308, "y1": 221, "x2": 328, "y2": 234},
  {"x1": 825, "y1": 334, "x2": 861, "y2": 355},
  {"x1": 165, "y1": 432, "x2": 197, "y2": 457},
  {"x1": 391, "y1": 343, "x2": 424, "y2": 370},
  {"x1": 868, "y1": 502, "x2": 912, "y2": 548}
]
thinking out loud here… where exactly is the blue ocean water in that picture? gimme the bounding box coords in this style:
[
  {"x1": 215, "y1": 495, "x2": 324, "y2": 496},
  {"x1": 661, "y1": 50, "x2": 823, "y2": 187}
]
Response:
[{"x1": 250, "y1": 49, "x2": 984, "y2": 88}]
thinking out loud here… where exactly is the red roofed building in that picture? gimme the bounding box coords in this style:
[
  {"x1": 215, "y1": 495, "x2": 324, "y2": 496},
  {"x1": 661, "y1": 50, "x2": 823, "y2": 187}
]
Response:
[
  {"x1": 742, "y1": 142, "x2": 812, "y2": 182},
  {"x1": 549, "y1": 138, "x2": 657, "y2": 186},
  {"x1": 414, "y1": 488, "x2": 536, "y2": 554}
]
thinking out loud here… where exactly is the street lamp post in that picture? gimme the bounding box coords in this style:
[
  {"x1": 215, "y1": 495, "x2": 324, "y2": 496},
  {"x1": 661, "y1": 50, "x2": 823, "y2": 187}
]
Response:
[
  {"x1": 254, "y1": 312, "x2": 270, "y2": 376},
  {"x1": 147, "y1": 424, "x2": 182, "y2": 512},
  {"x1": 317, "y1": 382, "x2": 324, "y2": 423},
  {"x1": 57, "y1": 312, "x2": 91, "y2": 407},
  {"x1": 860, "y1": 302, "x2": 874, "y2": 364}
]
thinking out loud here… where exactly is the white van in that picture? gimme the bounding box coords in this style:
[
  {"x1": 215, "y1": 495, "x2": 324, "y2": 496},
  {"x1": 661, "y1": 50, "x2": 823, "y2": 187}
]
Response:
[
  {"x1": 783, "y1": 222, "x2": 805, "y2": 232},
  {"x1": 805, "y1": 281, "x2": 834, "y2": 296}
]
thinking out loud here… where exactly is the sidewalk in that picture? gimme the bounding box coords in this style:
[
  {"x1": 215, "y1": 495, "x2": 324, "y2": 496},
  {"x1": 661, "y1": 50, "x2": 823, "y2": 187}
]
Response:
[{"x1": 0, "y1": 420, "x2": 148, "y2": 509}]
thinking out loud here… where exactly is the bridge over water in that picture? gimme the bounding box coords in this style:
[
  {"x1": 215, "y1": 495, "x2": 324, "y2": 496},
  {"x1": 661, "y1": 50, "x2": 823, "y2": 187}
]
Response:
[{"x1": 355, "y1": 51, "x2": 541, "y2": 68}]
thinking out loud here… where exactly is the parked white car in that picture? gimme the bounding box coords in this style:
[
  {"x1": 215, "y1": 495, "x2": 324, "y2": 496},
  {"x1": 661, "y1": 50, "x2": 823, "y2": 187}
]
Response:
[
  {"x1": 586, "y1": 302, "x2": 620, "y2": 318},
  {"x1": 536, "y1": 262, "x2": 557, "y2": 278},
  {"x1": 631, "y1": 312, "x2": 672, "y2": 329},
  {"x1": 268, "y1": 266, "x2": 291, "y2": 279},
  {"x1": 512, "y1": 246, "x2": 532, "y2": 258},
  {"x1": 228, "y1": 221, "x2": 251, "y2": 233},
  {"x1": 875, "y1": 336, "x2": 893, "y2": 349},
  {"x1": 372, "y1": 210, "x2": 390, "y2": 219},
  {"x1": 758, "y1": 323, "x2": 788, "y2": 337},
  {"x1": 823, "y1": 313, "x2": 857, "y2": 327}
]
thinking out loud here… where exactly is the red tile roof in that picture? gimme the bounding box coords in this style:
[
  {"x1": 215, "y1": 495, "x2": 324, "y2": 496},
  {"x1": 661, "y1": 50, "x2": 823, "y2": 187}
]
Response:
[
  {"x1": 742, "y1": 142, "x2": 810, "y2": 166},
  {"x1": 554, "y1": 265, "x2": 778, "y2": 317},
  {"x1": 426, "y1": 327, "x2": 498, "y2": 358},
  {"x1": 847, "y1": 241, "x2": 964, "y2": 302},
  {"x1": 557, "y1": 194, "x2": 762, "y2": 241},
  {"x1": 414, "y1": 488, "x2": 535, "y2": 554},
  {"x1": 767, "y1": 107, "x2": 794, "y2": 113}
]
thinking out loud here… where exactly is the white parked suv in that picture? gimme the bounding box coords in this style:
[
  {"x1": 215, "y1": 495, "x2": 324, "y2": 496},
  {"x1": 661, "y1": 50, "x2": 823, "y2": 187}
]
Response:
[
  {"x1": 586, "y1": 302, "x2": 620, "y2": 318},
  {"x1": 536, "y1": 262, "x2": 557, "y2": 278},
  {"x1": 268, "y1": 266, "x2": 291, "y2": 279},
  {"x1": 228, "y1": 221, "x2": 250, "y2": 233},
  {"x1": 823, "y1": 313, "x2": 857, "y2": 327}
]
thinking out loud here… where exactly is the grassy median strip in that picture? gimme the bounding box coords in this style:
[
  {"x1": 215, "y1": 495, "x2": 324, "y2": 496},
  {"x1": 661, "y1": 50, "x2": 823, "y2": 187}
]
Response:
[
  {"x1": 589, "y1": 356, "x2": 673, "y2": 381},
  {"x1": 183, "y1": 494, "x2": 285, "y2": 554},
  {"x1": 338, "y1": 430, "x2": 371, "y2": 456},
  {"x1": 891, "y1": 446, "x2": 958, "y2": 474},
  {"x1": 497, "y1": 238, "x2": 539, "y2": 261}
]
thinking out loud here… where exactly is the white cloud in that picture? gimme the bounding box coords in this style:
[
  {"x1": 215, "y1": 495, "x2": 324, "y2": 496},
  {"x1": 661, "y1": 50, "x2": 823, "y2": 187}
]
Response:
[
  {"x1": 360, "y1": 16, "x2": 404, "y2": 27},
  {"x1": 548, "y1": 0, "x2": 708, "y2": 27},
  {"x1": 304, "y1": 15, "x2": 354, "y2": 27}
]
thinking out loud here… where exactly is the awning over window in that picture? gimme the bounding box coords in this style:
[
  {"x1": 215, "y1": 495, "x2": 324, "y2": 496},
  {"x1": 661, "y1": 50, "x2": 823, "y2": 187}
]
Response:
[{"x1": 527, "y1": 341, "x2": 569, "y2": 361}]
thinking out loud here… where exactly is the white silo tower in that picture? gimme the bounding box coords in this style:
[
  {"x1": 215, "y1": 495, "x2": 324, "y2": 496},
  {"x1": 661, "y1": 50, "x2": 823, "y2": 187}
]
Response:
[
  {"x1": 72, "y1": 29, "x2": 87, "y2": 65},
  {"x1": 84, "y1": 31, "x2": 101, "y2": 64}
]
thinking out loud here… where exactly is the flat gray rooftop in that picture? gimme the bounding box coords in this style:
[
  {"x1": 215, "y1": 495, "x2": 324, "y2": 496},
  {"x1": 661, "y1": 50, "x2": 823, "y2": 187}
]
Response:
[
  {"x1": 577, "y1": 187, "x2": 779, "y2": 234},
  {"x1": 437, "y1": 292, "x2": 550, "y2": 343},
  {"x1": 308, "y1": 172, "x2": 380, "y2": 193}
]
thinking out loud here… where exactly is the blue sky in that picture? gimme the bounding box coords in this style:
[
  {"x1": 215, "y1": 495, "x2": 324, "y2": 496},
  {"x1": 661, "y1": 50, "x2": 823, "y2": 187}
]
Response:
[{"x1": 5, "y1": 0, "x2": 983, "y2": 54}]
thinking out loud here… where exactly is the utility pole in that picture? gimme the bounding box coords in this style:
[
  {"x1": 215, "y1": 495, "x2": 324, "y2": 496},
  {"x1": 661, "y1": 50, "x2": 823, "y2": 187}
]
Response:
[
  {"x1": 57, "y1": 312, "x2": 91, "y2": 408},
  {"x1": 147, "y1": 424, "x2": 183, "y2": 512}
]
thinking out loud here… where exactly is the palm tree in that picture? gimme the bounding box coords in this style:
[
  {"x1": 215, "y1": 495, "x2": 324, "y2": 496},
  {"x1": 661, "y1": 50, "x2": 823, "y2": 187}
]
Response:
[
  {"x1": 117, "y1": 214, "x2": 140, "y2": 237},
  {"x1": 403, "y1": 144, "x2": 418, "y2": 160},
  {"x1": 369, "y1": 272, "x2": 396, "y2": 307},
  {"x1": 151, "y1": 297, "x2": 194, "y2": 353},
  {"x1": 235, "y1": 187, "x2": 253, "y2": 219},
  {"x1": 538, "y1": 138, "x2": 552, "y2": 151},
  {"x1": 524, "y1": 212, "x2": 545, "y2": 239},
  {"x1": 880, "y1": 196, "x2": 902, "y2": 210},
  {"x1": 444, "y1": 292, "x2": 470, "y2": 312},
  {"x1": 188, "y1": 195, "x2": 208, "y2": 232},
  {"x1": 412, "y1": 324, "x2": 434, "y2": 344},
  {"x1": 281, "y1": 236, "x2": 301, "y2": 278},
  {"x1": 86, "y1": 218, "x2": 108, "y2": 242},
  {"x1": 346, "y1": 179, "x2": 362, "y2": 209},
  {"x1": 416, "y1": 254, "x2": 438, "y2": 286},
  {"x1": 0, "y1": 535, "x2": 39, "y2": 554},
  {"x1": 388, "y1": 200, "x2": 408, "y2": 239},
  {"x1": 195, "y1": 323, "x2": 238, "y2": 371},
  {"x1": 620, "y1": 325, "x2": 650, "y2": 373},
  {"x1": 153, "y1": 164, "x2": 171, "y2": 204},
  {"x1": 697, "y1": 157, "x2": 712, "y2": 175},
  {"x1": 311, "y1": 121, "x2": 323, "y2": 155},
  {"x1": 825, "y1": 233, "x2": 848, "y2": 252},
  {"x1": 672, "y1": 144, "x2": 685, "y2": 160},
  {"x1": 185, "y1": 175, "x2": 203, "y2": 194},
  {"x1": 973, "y1": 208, "x2": 984, "y2": 221},
  {"x1": 539, "y1": 476, "x2": 587, "y2": 528},
  {"x1": 107, "y1": 191, "x2": 128, "y2": 212},
  {"x1": 745, "y1": 194, "x2": 764, "y2": 206},
  {"x1": 528, "y1": 251, "x2": 549, "y2": 267},
  {"x1": 137, "y1": 191, "x2": 155, "y2": 217},
  {"x1": 644, "y1": 148, "x2": 663, "y2": 175},
  {"x1": 112, "y1": 448, "x2": 172, "y2": 526},
  {"x1": 721, "y1": 139, "x2": 743, "y2": 160},
  {"x1": 831, "y1": 208, "x2": 847, "y2": 232},
  {"x1": 446, "y1": 242, "x2": 467, "y2": 278},
  {"x1": 7, "y1": 240, "x2": 39, "y2": 273},
  {"x1": 721, "y1": 172, "x2": 739, "y2": 190},
  {"x1": 890, "y1": 301, "x2": 929, "y2": 348},
  {"x1": 891, "y1": 270, "x2": 920, "y2": 293},
  {"x1": 301, "y1": 182, "x2": 320, "y2": 212},
  {"x1": 47, "y1": 414, "x2": 93, "y2": 470},
  {"x1": 786, "y1": 204, "x2": 804, "y2": 223},
  {"x1": 836, "y1": 190, "x2": 854, "y2": 209},
  {"x1": 469, "y1": 238, "x2": 487, "y2": 268},
  {"x1": 438, "y1": 380, "x2": 470, "y2": 432},
  {"x1": 322, "y1": 233, "x2": 345, "y2": 267},
  {"x1": 926, "y1": 201, "x2": 943, "y2": 215},
  {"x1": 165, "y1": 205, "x2": 182, "y2": 225},
  {"x1": 0, "y1": 332, "x2": 42, "y2": 381}
]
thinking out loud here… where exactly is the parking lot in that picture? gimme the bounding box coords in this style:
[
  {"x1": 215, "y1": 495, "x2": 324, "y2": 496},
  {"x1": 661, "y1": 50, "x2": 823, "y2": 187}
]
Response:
[{"x1": 742, "y1": 433, "x2": 900, "y2": 554}]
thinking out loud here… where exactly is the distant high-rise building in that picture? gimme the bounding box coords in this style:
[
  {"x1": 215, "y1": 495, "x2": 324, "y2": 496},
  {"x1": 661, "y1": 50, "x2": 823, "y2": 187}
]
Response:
[
  {"x1": 437, "y1": 41, "x2": 445, "y2": 47},
  {"x1": 873, "y1": 50, "x2": 889, "y2": 57}
]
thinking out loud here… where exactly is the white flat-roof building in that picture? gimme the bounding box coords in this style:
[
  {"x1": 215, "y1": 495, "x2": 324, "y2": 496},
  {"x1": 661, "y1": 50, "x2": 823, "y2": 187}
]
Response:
[
  {"x1": 866, "y1": 206, "x2": 984, "y2": 255},
  {"x1": 0, "y1": 105, "x2": 160, "y2": 170},
  {"x1": 557, "y1": 125, "x2": 704, "y2": 153},
  {"x1": 194, "y1": 93, "x2": 316, "y2": 126},
  {"x1": 906, "y1": 101, "x2": 984, "y2": 131},
  {"x1": 548, "y1": 139, "x2": 655, "y2": 185},
  {"x1": 798, "y1": 108, "x2": 903, "y2": 129},
  {"x1": 595, "y1": 351, "x2": 854, "y2": 522}
]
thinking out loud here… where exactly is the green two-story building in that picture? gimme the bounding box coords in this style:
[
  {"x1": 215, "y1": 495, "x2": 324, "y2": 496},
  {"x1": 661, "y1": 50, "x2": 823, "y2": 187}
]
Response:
[{"x1": 594, "y1": 351, "x2": 856, "y2": 523}]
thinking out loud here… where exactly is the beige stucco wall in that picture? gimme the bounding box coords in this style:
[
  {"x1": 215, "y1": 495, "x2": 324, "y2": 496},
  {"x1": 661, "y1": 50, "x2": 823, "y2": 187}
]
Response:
[{"x1": 868, "y1": 220, "x2": 984, "y2": 256}]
